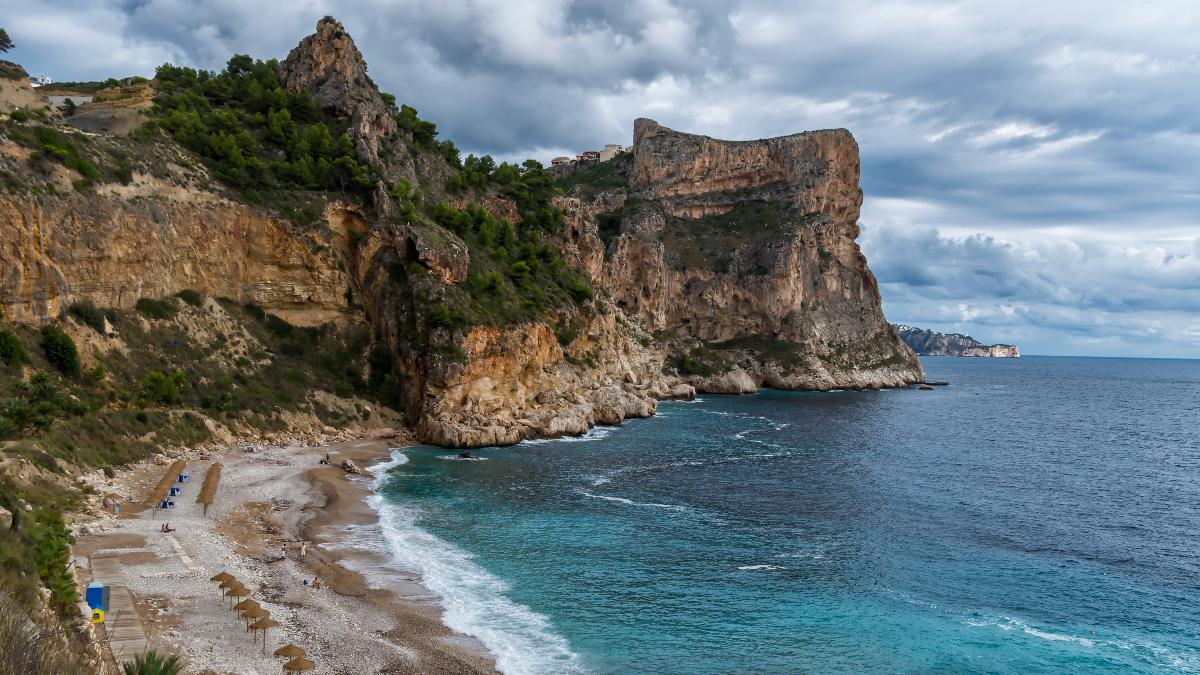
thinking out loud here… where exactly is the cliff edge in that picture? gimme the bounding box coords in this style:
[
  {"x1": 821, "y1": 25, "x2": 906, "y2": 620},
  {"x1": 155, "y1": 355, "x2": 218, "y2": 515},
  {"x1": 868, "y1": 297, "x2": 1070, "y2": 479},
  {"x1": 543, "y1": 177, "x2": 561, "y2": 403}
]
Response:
[{"x1": 561, "y1": 120, "x2": 923, "y2": 392}]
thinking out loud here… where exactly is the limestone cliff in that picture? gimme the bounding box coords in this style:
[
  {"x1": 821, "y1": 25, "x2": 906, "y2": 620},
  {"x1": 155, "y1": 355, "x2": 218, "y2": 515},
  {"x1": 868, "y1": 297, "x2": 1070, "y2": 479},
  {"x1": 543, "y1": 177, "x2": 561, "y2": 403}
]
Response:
[
  {"x1": 0, "y1": 19, "x2": 916, "y2": 450},
  {"x1": 0, "y1": 186, "x2": 351, "y2": 327},
  {"x1": 560, "y1": 120, "x2": 922, "y2": 392}
]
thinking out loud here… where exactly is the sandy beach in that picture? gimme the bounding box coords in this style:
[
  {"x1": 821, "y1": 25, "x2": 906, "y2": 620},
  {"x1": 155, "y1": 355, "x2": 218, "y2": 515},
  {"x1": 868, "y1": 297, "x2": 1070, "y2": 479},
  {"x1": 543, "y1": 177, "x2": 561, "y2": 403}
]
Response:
[{"x1": 74, "y1": 437, "x2": 499, "y2": 675}]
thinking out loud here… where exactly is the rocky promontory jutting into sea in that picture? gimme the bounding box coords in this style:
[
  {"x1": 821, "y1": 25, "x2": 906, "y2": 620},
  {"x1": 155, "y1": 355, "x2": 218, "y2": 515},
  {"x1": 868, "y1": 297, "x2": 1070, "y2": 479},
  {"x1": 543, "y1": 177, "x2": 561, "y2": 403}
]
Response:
[{"x1": 0, "y1": 17, "x2": 919, "y2": 449}]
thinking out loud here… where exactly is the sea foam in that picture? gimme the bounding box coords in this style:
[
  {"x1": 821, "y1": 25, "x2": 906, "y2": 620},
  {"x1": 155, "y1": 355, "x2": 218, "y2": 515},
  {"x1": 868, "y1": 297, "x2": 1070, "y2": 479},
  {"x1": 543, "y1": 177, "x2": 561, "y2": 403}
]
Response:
[{"x1": 365, "y1": 451, "x2": 587, "y2": 675}]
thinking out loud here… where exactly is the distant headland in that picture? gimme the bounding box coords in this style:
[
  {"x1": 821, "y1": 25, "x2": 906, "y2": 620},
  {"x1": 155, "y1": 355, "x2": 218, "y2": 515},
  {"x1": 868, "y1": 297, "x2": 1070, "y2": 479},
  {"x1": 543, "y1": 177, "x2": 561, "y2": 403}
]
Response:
[{"x1": 893, "y1": 325, "x2": 1019, "y2": 358}]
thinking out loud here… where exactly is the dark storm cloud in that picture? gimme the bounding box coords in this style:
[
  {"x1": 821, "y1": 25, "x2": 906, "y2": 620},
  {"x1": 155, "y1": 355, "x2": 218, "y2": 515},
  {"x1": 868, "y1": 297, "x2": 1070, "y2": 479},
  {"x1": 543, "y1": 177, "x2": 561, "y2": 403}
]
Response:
[{"x1": 4, "y1": 1, "x2": 1197, "y2": 355}]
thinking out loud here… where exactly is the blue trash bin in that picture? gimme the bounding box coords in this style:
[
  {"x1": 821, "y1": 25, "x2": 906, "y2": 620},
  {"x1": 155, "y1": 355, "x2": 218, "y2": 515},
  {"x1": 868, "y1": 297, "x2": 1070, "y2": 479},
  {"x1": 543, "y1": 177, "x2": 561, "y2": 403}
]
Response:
[{"x1": 85, "y1": 582, "x2": 109, "y2": 611}]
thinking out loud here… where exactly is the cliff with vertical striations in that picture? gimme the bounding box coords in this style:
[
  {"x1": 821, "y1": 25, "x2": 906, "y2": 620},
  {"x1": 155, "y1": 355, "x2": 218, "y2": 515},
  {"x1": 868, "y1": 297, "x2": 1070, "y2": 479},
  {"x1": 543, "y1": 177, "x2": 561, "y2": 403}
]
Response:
[{"x1": 559, "y1": 119, "x2": 922, "y2": 392}]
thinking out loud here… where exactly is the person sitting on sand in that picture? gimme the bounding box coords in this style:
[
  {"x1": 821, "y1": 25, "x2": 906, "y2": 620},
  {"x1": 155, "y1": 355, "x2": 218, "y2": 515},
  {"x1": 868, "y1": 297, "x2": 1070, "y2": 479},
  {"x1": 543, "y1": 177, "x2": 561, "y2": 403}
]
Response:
[
  {"x1": 312, "y1": 576, "x2": 321, "y2": 589},
  {"x1": 160, "y1": 523, "x2": 175, "y2": 533}
]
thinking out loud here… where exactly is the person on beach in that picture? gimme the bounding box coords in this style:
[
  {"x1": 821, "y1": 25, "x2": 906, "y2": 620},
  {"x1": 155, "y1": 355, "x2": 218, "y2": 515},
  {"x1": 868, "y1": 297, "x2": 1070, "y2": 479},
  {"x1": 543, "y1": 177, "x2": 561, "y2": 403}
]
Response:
[
  {"x1": 299, "y1": 542, "x2": 307, "y2": 560},
  {"x1": 113, "y1": 499, "x2": 120, "y2": 515},
  {"x1": 312, "y1": 576, "x2": 321, "y2": 589}
]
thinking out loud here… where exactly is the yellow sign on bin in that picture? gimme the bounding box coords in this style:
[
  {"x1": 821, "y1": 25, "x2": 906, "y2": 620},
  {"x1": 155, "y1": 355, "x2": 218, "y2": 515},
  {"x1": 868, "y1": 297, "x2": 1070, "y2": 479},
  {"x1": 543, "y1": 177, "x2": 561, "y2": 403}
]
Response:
[{"x1": 90, "y1": 608, "x2": 105, "y2": 624}]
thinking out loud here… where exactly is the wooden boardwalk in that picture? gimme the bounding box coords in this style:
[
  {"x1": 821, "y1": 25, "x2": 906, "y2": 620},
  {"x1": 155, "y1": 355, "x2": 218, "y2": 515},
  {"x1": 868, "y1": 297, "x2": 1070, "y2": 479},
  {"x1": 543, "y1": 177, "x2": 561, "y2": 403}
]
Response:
[{"x1": 90, "y1": 554, "x2": 148, "y2": 662}]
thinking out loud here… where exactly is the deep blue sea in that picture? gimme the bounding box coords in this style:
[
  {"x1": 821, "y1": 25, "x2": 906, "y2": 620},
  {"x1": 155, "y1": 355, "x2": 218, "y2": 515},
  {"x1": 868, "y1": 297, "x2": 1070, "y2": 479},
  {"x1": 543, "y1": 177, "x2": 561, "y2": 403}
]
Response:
[{"x1": 360, "y1": 356, "x2": 1200, "y2": 674}]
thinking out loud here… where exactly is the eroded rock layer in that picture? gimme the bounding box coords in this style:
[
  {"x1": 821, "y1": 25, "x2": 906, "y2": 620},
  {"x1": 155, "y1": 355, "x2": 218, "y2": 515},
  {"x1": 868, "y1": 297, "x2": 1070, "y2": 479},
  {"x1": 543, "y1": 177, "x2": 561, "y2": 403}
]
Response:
[{"x1": 0, "y1": 189, "x2": 351, "y2": 327}]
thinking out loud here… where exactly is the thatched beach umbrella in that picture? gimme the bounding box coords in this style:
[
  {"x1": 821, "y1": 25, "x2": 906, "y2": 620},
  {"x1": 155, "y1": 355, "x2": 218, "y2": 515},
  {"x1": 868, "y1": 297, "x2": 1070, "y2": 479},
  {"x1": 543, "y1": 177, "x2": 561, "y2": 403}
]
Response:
[
  {"x1": 233, "y1": 598, "x2": 260, "y2": 612},
  {"x1": 282, "y1": 656, "x2": 315, "y2": 672},
  {"x1": 273, "y1": 644, "x2": 305, "y2": 659},
  {"x1": 224, "y1": 585, "x2": 249, "y2": 609},
  {"x1": 210, "y1": 571, "x2": 234, "y2": 583},
  {"x1": 249, "y1": 618, "x2": 281, "y2": 654},
  {"x1": 218, "y1": 578, "x2": 242, "y2": 597},
  {"x1": 242, "y1": 606, "x2": 270, "y2": 629}
]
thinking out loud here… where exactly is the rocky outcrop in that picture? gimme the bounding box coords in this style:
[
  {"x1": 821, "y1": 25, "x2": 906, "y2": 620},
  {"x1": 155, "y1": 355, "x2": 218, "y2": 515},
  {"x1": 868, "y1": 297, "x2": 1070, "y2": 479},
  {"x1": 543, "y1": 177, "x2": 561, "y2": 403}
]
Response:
[
  {"x1": 417, "y1": 318, "x2": 687, "y2": 448},
  {"x1": 563, "y1": 120, "x2": 923, "y2": 391},
  {"x1": 894, "y1": 324, "x2": 1020, "y2": 358},
  {"x1": 279, "y1": 17, "x2": 396, "y2": 171}
]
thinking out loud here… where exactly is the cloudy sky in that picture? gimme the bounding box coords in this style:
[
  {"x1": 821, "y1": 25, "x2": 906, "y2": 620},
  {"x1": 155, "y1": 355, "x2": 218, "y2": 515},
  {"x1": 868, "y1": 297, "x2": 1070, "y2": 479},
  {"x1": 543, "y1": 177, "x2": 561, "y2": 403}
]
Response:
[{"x1": 5, "y1": 1, "x2": 1198, "y2": 357}]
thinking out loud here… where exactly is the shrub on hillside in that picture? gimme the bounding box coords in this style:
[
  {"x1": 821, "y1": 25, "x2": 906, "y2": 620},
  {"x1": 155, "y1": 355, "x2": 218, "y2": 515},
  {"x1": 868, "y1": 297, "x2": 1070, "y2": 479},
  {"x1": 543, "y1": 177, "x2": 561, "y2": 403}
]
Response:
[
  {"x1": 174, "y1": 289, "x2": 203, "y2": 307},
  {"x1": 39, "y1": 327, "x2": 79, "y2": 376},
  {"x1": 139, "y1": 371, "x2": 185, "y2": 405},
  {"x1": 67, "y1": 299, "x2": 109, "y2": 333},
  {"x1": 0, "y1": 329, "x2": 24, "y2": 366},
  {"x1": 135, "y1": 298, "x2": 177, "y2": 320}
]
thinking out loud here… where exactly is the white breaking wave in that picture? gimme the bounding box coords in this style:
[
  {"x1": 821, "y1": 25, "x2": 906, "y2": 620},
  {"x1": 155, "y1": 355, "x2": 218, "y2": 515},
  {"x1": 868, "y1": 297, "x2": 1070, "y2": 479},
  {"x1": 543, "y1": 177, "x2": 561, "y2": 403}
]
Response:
[
  {"x1": 579, "y1": 491, "x2": 688, "y2": 512},
  {"x1": 363, "y1": 451, "x2": 588, "y2": 675},
  {"x1": 967, "y1": 615, "x2": 1097, "y2": 649},
  {"x1": 736, "y1": 564, "x2": 787, "y2": 571},
  {"x1": 519, "y1": 425, "x2": 616, "y2": 445}
]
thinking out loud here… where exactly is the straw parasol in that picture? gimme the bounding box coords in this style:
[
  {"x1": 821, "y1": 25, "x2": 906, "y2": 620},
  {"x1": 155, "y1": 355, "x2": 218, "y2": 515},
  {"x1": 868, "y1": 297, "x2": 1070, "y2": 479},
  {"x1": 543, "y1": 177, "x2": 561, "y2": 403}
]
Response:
[
  {"x1": 282, "y1": 656, "x2": 315, "y2": 672},
  {"x1": 218, "y1": 578, "x2": 242, "y2": 597},
  {"x1": 249, "y1": 618, "x2": 281, "y2": 654},
  {"x1": 224, "y1": 585, "x2": 249, "y2": 609},
  {"x1": 273, "y1": 644, "x2": 305, "y2": 659},
  {"x1": 233, "y1": 598, "x2": 260, "y2": 612},
  {"x1": 242, "y1": 606, "x2": 270, "y2": 628},
  {"x1": 210, "y1": 571, "x2": 234, "y2": 583}
]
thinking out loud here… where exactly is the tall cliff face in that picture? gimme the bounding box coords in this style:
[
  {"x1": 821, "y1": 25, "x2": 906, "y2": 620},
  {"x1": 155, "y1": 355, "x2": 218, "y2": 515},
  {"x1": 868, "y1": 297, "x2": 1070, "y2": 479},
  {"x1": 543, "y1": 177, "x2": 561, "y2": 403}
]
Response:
[
  {"x1": 0, "y1": 187, "x2": 352, "y2": 327},
  {"x1": 0, "y1": 19, "x2": 917, "y2": 450},
  {"x1": 562, "y1": 120, "x2": 922, "y2": 391}
]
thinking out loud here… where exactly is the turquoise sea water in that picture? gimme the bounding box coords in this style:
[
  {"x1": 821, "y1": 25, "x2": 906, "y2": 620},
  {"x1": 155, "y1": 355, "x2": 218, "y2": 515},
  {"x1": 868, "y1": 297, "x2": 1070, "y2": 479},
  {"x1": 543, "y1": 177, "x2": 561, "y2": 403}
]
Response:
[{"x1": 362, "y1": 357, "x2": 1200, "y2": 674}]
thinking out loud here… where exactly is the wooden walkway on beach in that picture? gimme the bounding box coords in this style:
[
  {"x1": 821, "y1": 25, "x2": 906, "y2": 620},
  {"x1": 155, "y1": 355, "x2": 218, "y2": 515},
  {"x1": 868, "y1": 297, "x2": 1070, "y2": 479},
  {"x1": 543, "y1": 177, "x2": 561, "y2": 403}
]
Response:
[{"x1": 90, "y1": 553, "x2": 148, "y2": 662}]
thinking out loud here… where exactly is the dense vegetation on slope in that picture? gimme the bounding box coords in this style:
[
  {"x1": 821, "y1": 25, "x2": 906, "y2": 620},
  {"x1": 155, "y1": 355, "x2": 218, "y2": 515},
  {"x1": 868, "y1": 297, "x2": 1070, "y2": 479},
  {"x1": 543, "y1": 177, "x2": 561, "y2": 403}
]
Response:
[
  {"x1": 152, "y1": 57, "x2": 375, "y2": 198},
  {"x1": 150, "y1": 54, "x2": 595, "y2": 339},
  {"x1": 554, "y1": 150, "x2": 633, "y2": 195}
]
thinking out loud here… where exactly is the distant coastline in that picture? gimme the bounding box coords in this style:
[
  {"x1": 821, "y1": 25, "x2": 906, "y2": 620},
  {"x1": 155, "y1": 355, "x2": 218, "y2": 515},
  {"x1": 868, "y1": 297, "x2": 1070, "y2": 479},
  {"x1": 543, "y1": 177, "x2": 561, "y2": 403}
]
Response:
[{"x1": 894, "y1": 324, "x2": 1019, "y2": 358}]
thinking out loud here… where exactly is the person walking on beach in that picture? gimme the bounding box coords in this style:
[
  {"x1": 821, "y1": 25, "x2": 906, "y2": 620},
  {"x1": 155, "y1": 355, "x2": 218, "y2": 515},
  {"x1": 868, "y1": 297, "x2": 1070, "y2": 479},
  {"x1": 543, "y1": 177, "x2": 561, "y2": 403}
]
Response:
[
  {"x1": 113, "y1": 499, "x2": 120, "y2": 516},
  {"x1": 299, "y1": 542, "x2": 307, "y2": 560}
]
